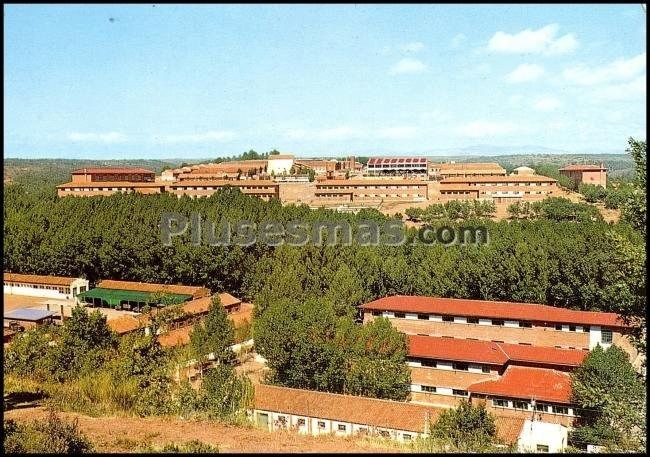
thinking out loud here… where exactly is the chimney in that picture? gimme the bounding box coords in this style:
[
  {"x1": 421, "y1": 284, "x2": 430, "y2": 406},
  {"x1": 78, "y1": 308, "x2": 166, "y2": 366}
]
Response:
[{"x1": 60, "y1": 304, "x2": 66, "y2": 323}]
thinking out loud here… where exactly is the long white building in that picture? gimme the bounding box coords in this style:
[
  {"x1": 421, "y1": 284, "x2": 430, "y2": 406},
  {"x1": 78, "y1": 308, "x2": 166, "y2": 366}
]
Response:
[{"x1": 4, "y1": 273, "x2": 89, "y2": 301}]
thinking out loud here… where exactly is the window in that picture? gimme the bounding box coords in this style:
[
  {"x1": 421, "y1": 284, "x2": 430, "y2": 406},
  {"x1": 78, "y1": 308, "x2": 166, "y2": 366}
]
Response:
[
  {"x1": 297, "y1": 418, "x2": 306, "y2": 426},
  {"x1": 453, "y1": 389, "x2": 468, "y2": 397},
  {"x1": 453, "y1": 362, "x2": 468, "y2": 371},
  {"x1": 394, "y1": 312, "x2": 405, "y2": 318},
  {"x1": 318, "y1": 421, "x2": 326, "y2": 429},
  {"x1": 535, "y1": 403, "x2": 547, "y2": 412},
  {"x1": 421, "y1": 359, "x2": 437, "y2": 368},
  {"x1": 337, "y1": 424, "x2": 346, "y2": 431},
  {"x1": 583, "y1": 326, "x2": 590, "y2": 332},
  {"x1": 569, "y1": 325, "x2": 576, "y2": 332},
  {"x1": 493, "y1": 399, "x2": 508, "y2": 407},
  {"x1": 417, "y1": 314, "x2": 429, "y2": 320},
  {"x1": 491, "y1": 319, "x2": 504, "y2": 326},
  {"x1": 378, "y1": 430, "x2": 390, "y2": 438},
  {"x1": 371, "y1": 310, "x2": 381, "y2": 316},
  {"x1": 536, "y1": 444, "x2": 549, "y2": 452},
  {"x1": 514, "y1": 401, "x2": 530, "y2": 410},
  {"x1": 491, "y1": 340, "x2": 504, "y2": 343},
  {"x1": 555, "y1": 324, "x2": 562, "y2": 330},
  {"x1": 552, "y1": 406, "x2": 569, "y2": 415},
  {"x1": 421, "y1": 385, "x2": 437, "y2": 393},
  {"x1": 403, "y1": 434, "x2": 412, "y2": 441},
  {"x1": 601, "y1": 329, "x2": 613, "y2": 344},
  {"x1": 482, "y1": 366, "x2": 491, "y2": 373},
  {"x1": 519, "y1": 321, "x2": 532, "y2": 328},
  {"x1": 442, "y1": 315, "x2": 454, "y2": 322}
]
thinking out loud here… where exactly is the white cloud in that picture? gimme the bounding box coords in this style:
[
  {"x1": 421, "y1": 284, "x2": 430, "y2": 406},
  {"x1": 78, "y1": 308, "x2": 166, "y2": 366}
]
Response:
[
  {"x1": 68, "y1": 132, "x2": 127, "y2": 143},
  {"x1": 389, "y1": 58, "x2": 427, "y2": 75},
  {"x1": 505, "y1": 63, "x2": 545, "y2": 83},
  {"x1": 451, "y1": 33, "x2": 466, "y2": 48},
  {"x1": 456, "y1": 120, "x2": 518, "y2": 138},
  {"x1": 532, "y1": 96, "x2": 562, "y2": 111},
  {"x1": 400, "y1": 42, "x2": 425, "y2": 53},
  {"x1": 488, "y1": 23, "x2": 578, "y2": 55},
  {"x1": 377, "y1": 126, "x2": 419, "y2": 140},
  {"x1": 153, "y1": 130, "x2": 236, "y2": 144},
  {"x1": 594, "y1": 75, "x2": 647, "y2": 101},
  {"x1": 563, "y1": 53, "x2": 646, "y2": 85}
]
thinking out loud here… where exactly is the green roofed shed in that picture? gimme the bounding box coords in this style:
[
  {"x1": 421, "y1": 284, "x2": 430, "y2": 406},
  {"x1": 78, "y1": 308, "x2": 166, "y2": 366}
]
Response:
[{"x1": 77, "y1": 287, "x2": 191, "y2": 309}]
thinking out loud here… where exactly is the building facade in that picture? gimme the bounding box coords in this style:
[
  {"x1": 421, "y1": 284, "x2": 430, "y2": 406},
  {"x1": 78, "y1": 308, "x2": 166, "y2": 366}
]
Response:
[
  {"x1": 70, "y1": 167, "x2": 155, "y2": 183},
  {"x1": 365, "y1": 157, "x2": 429, "y2": 176},
  {"x1": 4, "y1": 273, "x2": 89, "y2": 300},
  {"x1": 559, "y1": 164, "x2": 607, "y2": 188},
  {"x1": 430, "y1": 162, "x2": 507, "y2": 180},
  {"x1": 314, "y1": 179, "x2": 428, "y2": 203},
  {"x1": 438, "y1": 175, "x2": 558, "y2": 202}
]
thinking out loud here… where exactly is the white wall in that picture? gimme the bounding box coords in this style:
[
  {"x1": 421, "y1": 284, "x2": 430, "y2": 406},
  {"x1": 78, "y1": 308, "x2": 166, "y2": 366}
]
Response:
[
  {"x1": 4, "y1": 278, "x2": 89, "y2": 301},
  {"x1": 268, "y1": 157, "x2": 294, "y2": 175},
  {"x1": 517, "y1": 419, "x2": 567, "y2": 453}
]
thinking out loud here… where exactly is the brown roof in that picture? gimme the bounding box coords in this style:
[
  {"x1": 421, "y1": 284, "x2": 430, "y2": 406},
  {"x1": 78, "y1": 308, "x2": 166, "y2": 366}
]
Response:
[
  {"x1": 168, "y1": 180, "x2": 277, "y2": 189},
  {"x1": 181, "y1": 293, "x2": 242, "y2": 315},
  {"x1": 441, "y1": 175, "x2": 556, "y2": 183},
  {"x1": 254, "y1": 384, "x2": 523, "y2": 443},
  {"x1": 71, "y1": 167, "x2": 155, "y2": 175},
  {"x1": 434, "y1": 162, "x2": 505, "y2": 171},
  {"x1": 254, "y1": 384, "x2": 441, "y2": 433},
  {"x1": 268, "y1": 154, "x2": 295, "y2": 159},
  {"x1": 97, "y1": 280, "x2": 210, "y2": 299},
  {"x1": 57, "y1": 181, "x2": 165, "y2": 189},
  {"x1": 316, "y1": 179, "x2": 428, "y2": 186},
  {"x1": 362, "y1": 295, "x2": 625, "y2": 328},
  {"x1": 559, "y1": 164, "x2": 607, "y2": 171},
  {"x1": 107, "y1": 314, "x2": 148, "y2": 335},
  {"x1": 4, "y1": 272, "x2": 81, "y2": 287}
]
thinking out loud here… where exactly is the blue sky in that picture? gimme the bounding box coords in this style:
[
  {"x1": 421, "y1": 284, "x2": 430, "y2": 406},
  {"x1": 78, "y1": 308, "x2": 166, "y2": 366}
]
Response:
[{"x1": 4, "y1": 4, "x2": 647, "y2": 159}]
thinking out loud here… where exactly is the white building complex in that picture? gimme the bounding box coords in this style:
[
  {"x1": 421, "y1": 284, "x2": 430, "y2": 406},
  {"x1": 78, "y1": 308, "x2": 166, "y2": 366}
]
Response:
[{"x1": 3, "y1": 273, "x2": 89, "y2": 301}]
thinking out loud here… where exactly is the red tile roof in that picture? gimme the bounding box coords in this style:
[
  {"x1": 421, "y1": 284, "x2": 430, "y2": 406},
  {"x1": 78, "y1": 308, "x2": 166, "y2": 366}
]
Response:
[
  {"x1": 559, "y1": 164, "x2": 607, "y2": 171},
  {"x1": 409, "y1": 335, "x2": 509, "y2": 365},
  {"x1": 181, "y1": 293, "x2": 241, "y2": 315},
  {"x1": 253, "y1": 384, "x2": 524, "y2": 443},
  {"x1": 408, "y1": 335, "x2": 588, "y2": 368},
  {"x1": 468, "y1": 366, "x2": 572, "y2": 404},
  {"x1": 498, "y1": 342, "x2": 588, "y2": 367},
  {"x1": 362, "y1": 295, "x2": 626, "y2": 328},
  {"x1": 441, "y1": 175, "x2": 556, "y2": 183},
  {"x1": 4, "y1": 272, "x2": 82, "y2": 287},
  {"x1": 71, "y1": 167, "x2": 154, "y2": 174}
]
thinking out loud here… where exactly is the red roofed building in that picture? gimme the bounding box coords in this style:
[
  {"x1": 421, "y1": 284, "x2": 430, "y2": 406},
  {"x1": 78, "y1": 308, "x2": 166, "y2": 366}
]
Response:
[
  {"x1": 468, "y1": 366, "x2": 575, "y2": 426},
  {"x1": 365, "y1": 157, "x2": 429, "y2": 176},
  {"x1": 361, "y1": 295, "x2": 636, "y2": 357},
  {"x1": 71, "y1": 167, "x2": 155, "y2": 183},
  {"x1": 406, "y1": 335, "x2": 588, "y2": 409},
  {"x1": 559, "y1": 163, "x2": 607, "y2": 188}
]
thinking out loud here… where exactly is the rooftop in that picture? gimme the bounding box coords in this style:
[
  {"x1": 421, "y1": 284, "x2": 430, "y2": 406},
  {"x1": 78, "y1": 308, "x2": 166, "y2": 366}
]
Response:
[
  {"x1": 97, "y1": 280, "x2": 210, "y2": 298},
  {"x1": 316, "y1": 179, "x2": 428, "y2": 186},
  {"x1": 434, "y1": 162, "x2": 505, "y2": 170},
  {"x1": 4, "y1": 272, "x2": 82, "y2": 287},
  {"x1": 440, "y1": 175, "x2": 556, "y2": 183},
  {"x1": 71, "y1": 167, "x2": 154, "y2": 174},
  {"x1": 367, "y1": 157, "x2": 428, "y2": 166},
  {"x1": 181, "y1": 293, "x2": 242, "y2": 315},
  {"x1": 57, "y1": 181, "x2": 165, "y2": 189},
  {"x1": 559, "y1": 164, "x2": 607, "y2": 171},
  {"x1": 408, "y1": 335, "x2": 588, "y2": 367},
  {"x1": 468, "y1": 366, "x2": 572, "y2": 404},
  {"x1": 362, "y1": 295, "x2": 626, "y2": 328},
  {"x1": 253, "y1": 384, "x2": 523, "y2": 443},
  {"x1": 4, "y1": 308, "x2": 56, "y2": 322}
]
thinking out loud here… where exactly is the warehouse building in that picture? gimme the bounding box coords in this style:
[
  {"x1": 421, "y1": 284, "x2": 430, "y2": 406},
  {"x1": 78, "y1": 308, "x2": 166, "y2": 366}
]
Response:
[
  {"x1": 4, "y1": 273, "x2": 89, "y2": 301},
  {"x1": 71, "y1": 167, "x2": 155, "y2": 183},
  {"x1": 430, "y1": 162, "x2": 507, "y2": 180},
  {"x1": 78, "y1": 279, "x2": 209, "y2": 311},
  {"x1": 365, "y1": 157, "x2": 428, "y2": 176}
]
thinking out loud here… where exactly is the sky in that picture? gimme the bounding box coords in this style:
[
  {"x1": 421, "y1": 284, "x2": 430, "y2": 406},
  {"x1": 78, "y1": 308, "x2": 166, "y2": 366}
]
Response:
[{"x1": 4, "y1": 4, "x2": 647, "y2": 159}]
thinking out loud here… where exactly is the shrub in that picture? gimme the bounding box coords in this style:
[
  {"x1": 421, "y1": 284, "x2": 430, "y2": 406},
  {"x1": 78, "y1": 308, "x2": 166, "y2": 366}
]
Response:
[{"x1": 3, "y1": 411, "x2": 93, "y2": 453}]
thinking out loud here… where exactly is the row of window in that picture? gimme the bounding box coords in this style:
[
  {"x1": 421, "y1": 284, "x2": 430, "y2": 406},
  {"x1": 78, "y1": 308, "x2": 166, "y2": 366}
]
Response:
[
  {"x1": 418, "y1": 385, "x2": 469, "y2": 397},
  {"x1": 170, "y1": 186, "x2": 276, "y2": 191},
  {"x1": 317, "y1": 185, "x2": 425, "y2": 190},
  {"x1": 5, "y1": 282, "x2": 70, "y2": 293},
  {"x1": 276, "y1": 416, "x2": 409, "y2": 439},
  {"x1": 466, "y1": 182, "x2": 552, "y2": 187},
  {"x1": 373, "y1": 310, "x2": 600, "y2": 333},
  {"x1": 491, "y1": 398, "x2": 572, "y2": 416},
  {"x1": 409, "y1": 357, "x2": 492, "y2": 373}
]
